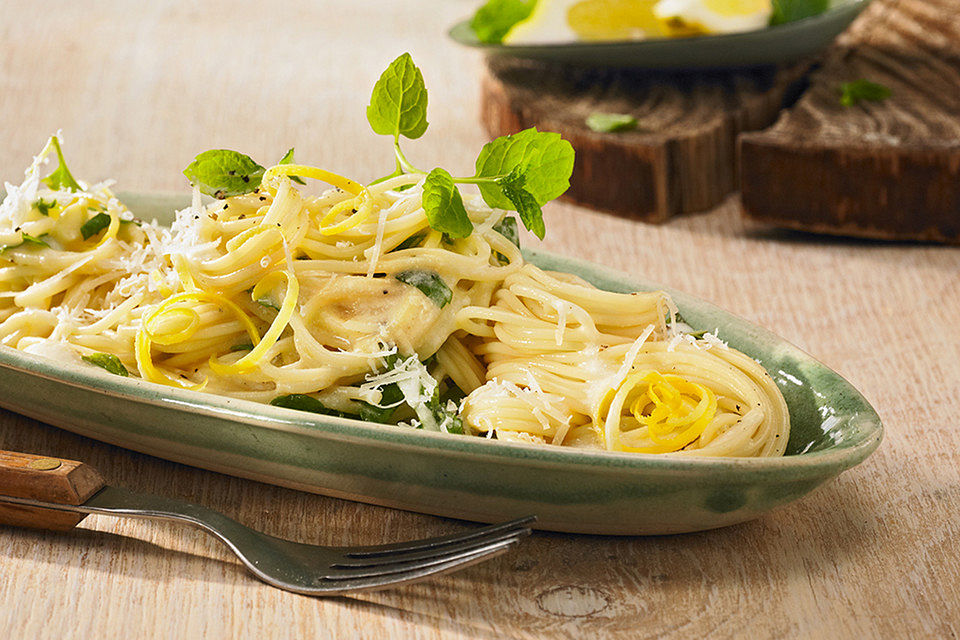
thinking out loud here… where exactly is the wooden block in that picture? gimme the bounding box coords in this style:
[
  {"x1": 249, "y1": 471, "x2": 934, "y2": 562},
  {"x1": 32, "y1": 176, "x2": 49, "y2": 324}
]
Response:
[
  {"x1": 0, "y1": 450, "x2": 105, "y2": 531},
  {"x1": 481, "y1": 57, "x2": 809, "y2": 222},
  {"x1": 740, "y1": 0, "x2": 960, "y2": 244}
]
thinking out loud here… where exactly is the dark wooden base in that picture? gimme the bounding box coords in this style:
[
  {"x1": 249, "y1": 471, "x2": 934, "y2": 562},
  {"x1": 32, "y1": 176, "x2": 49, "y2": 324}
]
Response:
[
  {"x1": 481, "y1": 57, "x2": 809, "y2": 222},
  {"x1": 740, "y1": 0, "x2": 960, "y2": 244}
]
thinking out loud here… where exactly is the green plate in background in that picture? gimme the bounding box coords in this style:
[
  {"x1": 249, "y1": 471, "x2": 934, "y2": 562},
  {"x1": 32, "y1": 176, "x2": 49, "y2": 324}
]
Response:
[
  {"x1": 449, "y1": 0, "x2": 870, "y2": 68},
  {"x1": 0, "y1": 192, "x2": 882, "y2": 535}
]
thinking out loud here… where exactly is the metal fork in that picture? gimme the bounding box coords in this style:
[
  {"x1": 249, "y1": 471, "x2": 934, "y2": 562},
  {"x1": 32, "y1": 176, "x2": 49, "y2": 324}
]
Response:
[{"x1": 0, "y1": 450, "x2": 534, "y2": 595}]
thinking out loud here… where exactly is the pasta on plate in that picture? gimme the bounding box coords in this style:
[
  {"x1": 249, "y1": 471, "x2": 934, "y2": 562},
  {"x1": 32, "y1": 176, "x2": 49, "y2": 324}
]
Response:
[{"x1": 0, "y1": 136, "x2": 788, "y2": 458}]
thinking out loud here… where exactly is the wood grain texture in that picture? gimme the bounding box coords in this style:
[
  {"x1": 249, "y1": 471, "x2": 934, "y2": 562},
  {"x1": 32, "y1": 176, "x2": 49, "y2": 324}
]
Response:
[
  {"x1": 481, "y1": 57, "x2": 808, "y2": 221},
  {"x1": 740, "y1": 0, "x2": 960, "y2": 243},
  {"x1": 0, "y1": 1, "x2": 958, "y2": 639},
  {"x1": 0, "y1": 450, "x2": 105, "y2": 530}
]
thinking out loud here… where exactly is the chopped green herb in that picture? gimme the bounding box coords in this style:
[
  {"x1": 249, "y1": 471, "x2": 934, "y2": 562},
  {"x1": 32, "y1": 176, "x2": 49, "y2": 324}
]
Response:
[
  {"x1": 278, "y1": 147, "x2": 306, "y2": 185},
  {"x1": 359, "y1": 383, "x2": 404, "y2": 423},
  {"x1": 80, "y1": 212, "x2": 112, "y2": 240},
  {"x1": 256, "y1": 296, "x2": 280, "y2": 311},
  {"x1": 34, "y1": 198, "x2": 58, "y2": 216},
  {"x1": 20, "y1": 233, "x2": 49, "y2": 247},
  {"x1": 422, "y1": 167, "x2": 473, "y2": 238},
  {"x1": 395, "y1": 270, "x2": 452, "y2": 308},
  {"x1": 183, "y1": 149, "x2": 266, "y2": 199},
  {"x1": 428, "y1": 388, "x2": 463, "y2": 435},
  {"x1": 770, "y1": 0, "x2": 829, "y2": 25},
  {"x1": 492, "y1": 216, "x2": 520, "y2": 265},
  {"x1": 391, "y1": 232, "x2": 427, "y2": 252},
  {"x1": 688, "y1": 330, "x2": 709, "y2": 339},
  {"x1": 229, "y1": 342, "x2": 254, "y2": 352},
  {"x1": 586, "y1": 112, "x2": 638, "y2": 133},
  {"x1": 269, "y1": 394, "x2": 352, "y2": 418},
  {"x1": 469, "y1": 0, "x2": 535, "y2": 44},
  {"x1": 41, "y1": 136, "x2": 82, "y2": 192},
  {"x1": 840, "y1": 79, "x2": 892, "y2": 107},
  {"x1": 366, "y1": 52, "x2": 429, "y2": 140},
  {"x1": 82, "y1": 353, "x2": 129, "y2": 376}
]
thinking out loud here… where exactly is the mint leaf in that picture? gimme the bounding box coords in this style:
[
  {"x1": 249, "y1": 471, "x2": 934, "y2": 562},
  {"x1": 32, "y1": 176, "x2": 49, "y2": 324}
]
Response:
[
  {"x1": 270, "y1": 394, "x2": 352, "y2": 418},
  {"x1": 34, "y1": 198, "x2": 57, "y2": 216},
  {"x1": 493, "y1": 215, "x2": 520, "y2": 248},
  {"x1": 82, "y1": 353, "x2": 129, "y2": 376},
  {"x1": 41, "y1": 136, "x2": 82, "y2": 192},
  {"x1": 839, "y1": 80, "x2": 892, "y2": 107},
  {"x1": 497, "y1": 168, "x2": 545, "y2": 239},
  {"x1": 470, "y1": 0, "x2": 535, "y2": 43},
  {"x1": 395, "y1": 270, "x2": 452, "y2": 308},
  {"x1": 475, "y1": 127, "x2": 574, "y2": 209},
  {"x1": 366, "y1": 53, "x2": 429, "y2": 140},
  {"x1": 391, "y1": 231, "x2": 427, "y2": 252},
  {"x1": 278, "y1": 147, "x2": 306, "y2": 185},
  {"x1": 80, "y1": 212, "x2": 112, "y2": 240},
  {"x1": 20, "y1": 233, "x2": 49, "y2": 247},
  {"x1": 586, "y1": 112, "x2": 638, "y2": 133},
  {"x1": 770, "y1": 0, "x2": 828, "y2": 25},
  {"x1": 229, "y1": 342, "x2": 254, "y2": 352},
  {"x1": 422, "y1": 168, "x2": 473, "y2": 238},
  {"x1": 183, "y1": 150, "x2": 266, "y2": 199},
  {"x1": 688, "y1": 330, "x2": 709, "y2": 339}
]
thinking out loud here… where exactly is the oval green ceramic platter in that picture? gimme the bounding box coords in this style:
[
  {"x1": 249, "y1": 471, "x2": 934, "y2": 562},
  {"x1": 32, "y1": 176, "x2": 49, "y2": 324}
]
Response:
[
  {"x1": 0, "y1": 193, "x2": 881, "y2": 535},
  {"x1": 449, "y1": 0, "x2": 871, "y2": 68}
]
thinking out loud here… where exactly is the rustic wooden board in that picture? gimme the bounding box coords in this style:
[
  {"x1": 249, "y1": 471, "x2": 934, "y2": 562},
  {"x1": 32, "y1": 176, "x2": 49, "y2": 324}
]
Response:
[
  {"x1": 740, "y1": 0, "x2": 960, "y2": 243},
  {"x1": 481, "y1": 57, "x2": 809, "y2": 222}
]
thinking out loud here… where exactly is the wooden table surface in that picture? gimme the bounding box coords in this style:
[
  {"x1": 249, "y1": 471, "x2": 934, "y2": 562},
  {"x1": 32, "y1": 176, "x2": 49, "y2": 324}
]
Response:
[{"x1": 1, "y1": 2, "x2": 958, "y2": 638}]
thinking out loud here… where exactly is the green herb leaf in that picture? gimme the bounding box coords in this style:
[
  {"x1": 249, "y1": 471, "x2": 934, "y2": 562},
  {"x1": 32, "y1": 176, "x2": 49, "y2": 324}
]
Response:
[
  {"x1": 270, "y1": 394, "x2": 353, "y2": 418},
  {"x1": 687, "y1": 329, "x2": 709, "y2": 339},
  {"x1": 422, "y1": 167, "x2": 474, "y2": 238},
  {"x1": 183, "y1": 149, "x2": 266, "y2": 199},
  {"x1": 428, "y1": 388, "x2": 463, "y2": 435},
  {"x1": 20, "y1": 233, "x2": 49, "y2": 247},
  {"x1": 34, "y1": 198, "x2": 58, "y2": 216},
  {"x1": 81, "y1": 352, "x2": 129, "y2": 376},
  {"x1": 496, "y1": 167, "x2": 545, "y2": 239},
  {"x1": 366, "y1": 53, "x2": 429, "y2": 140},
  {"x1": 41, "y1": 136, "x2": 82, "y2": 192},
  {"x1": 359, "y1": 383, "x2": 405, "y2": 423},
  {"x1": 475, "y1": 127, "x2": 575, "y2": 209},
  {"x1": 80, "y1": 212, "x2": 112, "y2": 240},
  {"x1": 256, "y1": 296, "x2": 280, "y2": 311},
  {"x1": 493, "y1": 215, "x2": 520, "y2": 249},
  {"x1": 469, "y1": 0, "x2": 536, "y2": 44},
  {"x1": 391, "y1": 231, "x2": 427, "y2": 252},
  {"x1": 395, "y1": 270, "x2": 452, "y2": 308},
  {"x1": 229, "y1": 342, "x2": 254, "y2": 352},
  {"x1": 278, "y1": 147, "x2": 306, "y2": 185},
  {"x1": 586, "y1": 112, "x2": 638, "y2": 133},
  {"x1": 492, "y1": 215, "x2": 520, "y2": 264},
  {"x1": 839, "y1": 79, "x2": 892, "y2": 107},
  {"x1": 770, "y1": 0, "x2": 829, "y2": 24}
]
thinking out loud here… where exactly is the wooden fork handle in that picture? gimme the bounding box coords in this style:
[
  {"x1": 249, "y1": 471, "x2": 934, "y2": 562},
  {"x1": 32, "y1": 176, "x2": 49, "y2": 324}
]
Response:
[{"x1": 0, "y1": 450, "x2": 106, "y2": 531}]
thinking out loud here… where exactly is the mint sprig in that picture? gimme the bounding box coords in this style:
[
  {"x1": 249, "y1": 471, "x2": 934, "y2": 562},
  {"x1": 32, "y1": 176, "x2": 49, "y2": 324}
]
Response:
[
  {"x1": 367, "y1": 53, "x2": 574, "y2": 240},
  {"x1": 183, "y1": 150, "x2": 266, "y2": 199},
  {"x1": 41, "y1": 136, "x2": 82, "y2": 192}
]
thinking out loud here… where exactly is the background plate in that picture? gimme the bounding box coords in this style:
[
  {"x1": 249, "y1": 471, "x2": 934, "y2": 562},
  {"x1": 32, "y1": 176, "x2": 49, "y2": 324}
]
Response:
[
  {"x1": 0, "y1": 192, "x2": 882, "y2": 535},
  {"x1": 449, "y1": 0, "x2": 870, "y2": 69}
]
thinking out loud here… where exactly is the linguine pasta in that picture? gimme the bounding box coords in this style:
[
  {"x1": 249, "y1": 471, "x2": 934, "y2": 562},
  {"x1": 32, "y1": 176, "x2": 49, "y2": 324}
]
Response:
[{"x1": 0, "y1": 138, "x2": 789, "y2": 457}]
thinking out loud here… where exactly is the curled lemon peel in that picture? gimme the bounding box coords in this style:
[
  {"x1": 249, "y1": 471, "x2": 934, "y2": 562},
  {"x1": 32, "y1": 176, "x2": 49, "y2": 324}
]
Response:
[
  {"x1": 144, "y1": 306, "x2": 199, "y2": 345},
  {"x1": 317, "y1": 189, "x2": 373, "y2": 236},
  {"x1": 208, "y1": 270, "x2": 299, "y2": 375},
  {"x1": 134, "y1": 291, "x2": 261, "y2": 389},
  {"x1": 262, "y1": 164, "x2": 363, "y2": 195},
  {"x1": 596, "y1": 370, "x2": 717, "y2": 454}
]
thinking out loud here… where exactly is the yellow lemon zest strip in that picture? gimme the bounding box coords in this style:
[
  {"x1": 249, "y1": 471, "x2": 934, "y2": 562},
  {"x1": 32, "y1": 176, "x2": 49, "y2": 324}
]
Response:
[
  {"x1": 134, "y1": 329, "x2": 207, "y2": 391},
  {"x1": 208, "y1": 270, "x2": 299, "y2": 375},
  {"x1": 262, "y1": 164, "x2": 363, "y2": 195},
  {"x1": 621, "y1": 372, "x2": 717, "y2": 453},
  {"x1": 318, "y1": 189, "x2": 373, "y2": 236},
  {"x1": 144, "y1": 306, "x2": 199, "y2": 346}
]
